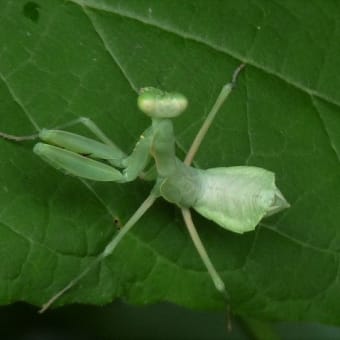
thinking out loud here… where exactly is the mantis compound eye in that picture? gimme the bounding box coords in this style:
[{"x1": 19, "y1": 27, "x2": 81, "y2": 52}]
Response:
[{"x1": 138, "y1": 87, "x2": 188, "y2": 118}]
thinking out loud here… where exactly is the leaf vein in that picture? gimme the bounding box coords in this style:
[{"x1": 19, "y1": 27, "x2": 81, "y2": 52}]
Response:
[{"x1": 69, "y1": 0, "x2": 340, "y2": 108}]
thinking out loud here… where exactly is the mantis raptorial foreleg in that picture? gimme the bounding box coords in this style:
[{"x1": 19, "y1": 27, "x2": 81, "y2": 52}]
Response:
[
  {"x1": 0, "y1": 116, "x2": 126, "y2": 165},
  {"x1": 0, "y1": 116, "x2": 115, "y2": 144},
  {"x1": 2, "y1": 116, "x2": 154, "y2": 182},
  {"x1": 47, "y1": 116, "x2": 125, "y2": 154},
  {"x1": 35, "y1": 126, "x2": 153, "y2": 182}
]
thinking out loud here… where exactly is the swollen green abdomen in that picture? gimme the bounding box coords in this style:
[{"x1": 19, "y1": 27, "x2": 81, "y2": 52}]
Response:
[{"x1": 192, "y1": 166, "x2": 288, "y2": 233}]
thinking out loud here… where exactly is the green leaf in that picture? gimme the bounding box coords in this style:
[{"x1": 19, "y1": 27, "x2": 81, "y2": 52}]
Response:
[{"x1": 0, "y1": 0, "x2": 339, "y2": 325}]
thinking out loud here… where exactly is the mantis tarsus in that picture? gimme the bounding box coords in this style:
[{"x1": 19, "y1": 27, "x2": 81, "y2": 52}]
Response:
[{"x1": 0, "y1": 64, "x2": 289, "y2": 313}]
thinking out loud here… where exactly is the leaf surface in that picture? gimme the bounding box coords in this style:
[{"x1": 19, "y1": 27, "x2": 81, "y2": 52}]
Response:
[{"x1": 0, "y1": 0, "x2": 339, "y2": 323}]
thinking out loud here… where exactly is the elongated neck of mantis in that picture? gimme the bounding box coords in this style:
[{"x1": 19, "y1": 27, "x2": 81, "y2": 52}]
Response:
[{"x1": 151, "y1": 118, "x2": 177, "y2": 177}]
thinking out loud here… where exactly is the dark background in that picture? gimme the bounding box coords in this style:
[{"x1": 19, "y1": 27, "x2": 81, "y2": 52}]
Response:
[{"x1": 1, "y1": 301, "x2": 340, "y2": 340}]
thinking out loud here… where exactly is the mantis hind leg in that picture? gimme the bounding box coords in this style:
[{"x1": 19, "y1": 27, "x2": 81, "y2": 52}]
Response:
[
  {"x1": 181, "y1": 66, "x2": 245, "y2": 326},
  {"x1": 181, "y1": 208, "x2": 229, "y2": 300}
]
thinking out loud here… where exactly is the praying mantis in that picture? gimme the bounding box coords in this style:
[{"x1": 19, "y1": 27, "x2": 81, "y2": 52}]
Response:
[{"x1": 0, "y1": 64, "x2": 289, "y2": 313}]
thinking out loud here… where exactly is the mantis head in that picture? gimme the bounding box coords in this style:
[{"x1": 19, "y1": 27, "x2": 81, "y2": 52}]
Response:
[{"x1": 138, "y1": 87, "x2": 188, "y2": 118}]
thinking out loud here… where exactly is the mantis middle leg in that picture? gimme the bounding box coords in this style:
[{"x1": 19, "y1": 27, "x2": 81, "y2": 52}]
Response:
[
  {"x1": 184, "y1": 64, "x2": 245, "y2": 165},
  {"x1": 39, "y1": 189, "x2": 159, "y2": 313},
  {"x1": 181, "y1": 64, "x2": 245, "y2": 302}
]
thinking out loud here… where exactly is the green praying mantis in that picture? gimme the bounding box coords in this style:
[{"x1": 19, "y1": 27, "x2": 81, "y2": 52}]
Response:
[{"x1": 0, "y1": 64, "x2": 289, "y2": 312}]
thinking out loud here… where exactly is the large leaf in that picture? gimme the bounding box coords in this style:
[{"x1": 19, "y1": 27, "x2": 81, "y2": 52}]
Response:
[{"x1": 0, "y1": 0, "x2": 339, "y2": 324}]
